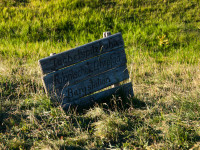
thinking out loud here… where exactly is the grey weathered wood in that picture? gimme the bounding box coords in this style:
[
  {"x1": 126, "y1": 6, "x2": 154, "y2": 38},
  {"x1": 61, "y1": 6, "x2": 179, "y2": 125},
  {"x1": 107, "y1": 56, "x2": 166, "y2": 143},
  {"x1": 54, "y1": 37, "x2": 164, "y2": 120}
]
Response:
[
  {"x1": 39, "y1": 32, "x2": 134, "y2": 109},
  {"x1": 103, "y1": 31, "x2": 120, "y2": 88},
  {"x1": 62, "y1": 82, "x2": 134, "y2": 110},
  {"x1": 43, "y1": 47, "x2": 127, "y2": 94},
  {"x1": 39, "y1": 33, "x2": 124, "y2": 75},
  {"x1": 50, "y1": 65, "x2": 129, "y2": 103}
]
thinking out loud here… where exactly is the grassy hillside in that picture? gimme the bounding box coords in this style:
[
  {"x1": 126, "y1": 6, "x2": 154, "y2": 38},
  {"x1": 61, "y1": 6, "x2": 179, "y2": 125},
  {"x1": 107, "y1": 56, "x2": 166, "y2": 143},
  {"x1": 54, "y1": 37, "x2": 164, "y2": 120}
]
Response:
[{"x1": 0, "y1": 0, "x2": 200, "y2": 149}]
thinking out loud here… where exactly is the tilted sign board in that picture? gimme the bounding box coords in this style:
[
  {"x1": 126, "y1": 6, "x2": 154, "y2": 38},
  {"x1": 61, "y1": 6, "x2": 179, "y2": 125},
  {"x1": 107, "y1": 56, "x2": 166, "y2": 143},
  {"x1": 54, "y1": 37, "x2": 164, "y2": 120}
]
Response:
[{"x1": 39, "y1": 33, "x2": 134, "y2": 109}]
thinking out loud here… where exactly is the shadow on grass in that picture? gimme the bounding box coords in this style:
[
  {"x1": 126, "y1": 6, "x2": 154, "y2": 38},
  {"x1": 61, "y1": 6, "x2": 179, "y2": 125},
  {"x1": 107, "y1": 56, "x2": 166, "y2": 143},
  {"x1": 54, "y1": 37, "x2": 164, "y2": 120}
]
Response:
[
  {"x1": 0, "y1": 111, "x2": 28, "y2": 133},
  {"x1": 60, "y1": 146, "x2": 86, "y2": 150},
  {"x1": 130, "y1": 97, "x2": 146, "y2": 109},
  {"x1": 64, "y1": 95, "x2": 147, "y2": 114},
  {"x1": 0, "y1": 112, "x2": 9, "y2": 132}
]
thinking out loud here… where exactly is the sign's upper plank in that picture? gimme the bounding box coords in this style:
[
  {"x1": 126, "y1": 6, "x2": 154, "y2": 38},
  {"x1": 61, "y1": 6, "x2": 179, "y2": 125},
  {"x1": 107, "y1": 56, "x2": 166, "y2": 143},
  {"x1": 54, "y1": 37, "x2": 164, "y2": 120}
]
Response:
[{"x1": 39, "y1": 33, "x2": 124, "y2": 75}]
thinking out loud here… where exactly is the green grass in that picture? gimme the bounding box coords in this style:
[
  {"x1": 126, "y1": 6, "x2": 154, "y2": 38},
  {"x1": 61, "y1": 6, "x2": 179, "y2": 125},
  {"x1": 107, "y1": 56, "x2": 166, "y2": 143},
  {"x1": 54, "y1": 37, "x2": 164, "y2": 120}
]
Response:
[{"x1": 0, "y1": 0, "x2": 200, "y2": 149}]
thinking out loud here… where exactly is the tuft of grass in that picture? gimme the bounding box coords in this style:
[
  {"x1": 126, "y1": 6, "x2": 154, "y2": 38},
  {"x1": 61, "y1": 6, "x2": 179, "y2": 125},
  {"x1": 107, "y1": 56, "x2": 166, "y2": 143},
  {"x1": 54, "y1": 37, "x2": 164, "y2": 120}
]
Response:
[
  {"x1": 85, "y1": 107, "x2": 106, "y2": 119},
  {"x1": 91, "y1": 110, "x2": 128, "y2": 142}
]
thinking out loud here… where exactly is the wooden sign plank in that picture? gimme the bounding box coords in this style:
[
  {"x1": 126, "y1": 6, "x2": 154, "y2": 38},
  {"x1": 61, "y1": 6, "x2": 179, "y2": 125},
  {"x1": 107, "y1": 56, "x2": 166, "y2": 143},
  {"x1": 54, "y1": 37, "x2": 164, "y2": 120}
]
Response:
[
  {"x1": 43, "y1": 47, "x2": 127, "y2": 94},
  {"x1": 62, "y1": 82, "x2": 134, "y2": 110},
  {"x1": 39, "y1": 33, "x2": 124, "y2": 75},
  {"x1": 50, "y1": 65, "x2": 129, "y2": 103}
]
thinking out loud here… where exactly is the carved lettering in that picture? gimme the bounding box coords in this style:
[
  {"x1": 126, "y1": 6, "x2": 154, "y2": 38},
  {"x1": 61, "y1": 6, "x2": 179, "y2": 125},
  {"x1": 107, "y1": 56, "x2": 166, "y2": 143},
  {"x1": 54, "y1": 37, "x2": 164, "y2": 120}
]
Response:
[
  {"x1": 52, "y1": 52, "x2": 122, "y2": 87},
  {"x1": 39, "y1": 33, "x2": 124, "y2": 75},
  {"x1": 64, "y1": 77, "x2": 111, "y2": 100},
  {"x1": 68, "y1": 88, "x2": 73, "y2": 98},
  {"x1": 51, "y1": 37, "x2": 123, "y2": 69},
  {"x1": 51, "y1": 51, "x2": 123, "y2": 91}
]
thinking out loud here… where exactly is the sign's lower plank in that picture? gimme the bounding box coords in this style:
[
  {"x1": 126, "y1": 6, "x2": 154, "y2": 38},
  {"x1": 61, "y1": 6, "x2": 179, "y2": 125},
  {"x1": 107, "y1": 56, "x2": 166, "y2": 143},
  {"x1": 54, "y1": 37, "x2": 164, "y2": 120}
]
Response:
[
  {"x1": 62, "y1": 82, "x2": 134, "y2": 110},
  {"x1": 43, "y1": 47, "x2": 126, "y2": 94},
  {"x1": 50, "y1": 65, "x2": 129, "y2": 103}
]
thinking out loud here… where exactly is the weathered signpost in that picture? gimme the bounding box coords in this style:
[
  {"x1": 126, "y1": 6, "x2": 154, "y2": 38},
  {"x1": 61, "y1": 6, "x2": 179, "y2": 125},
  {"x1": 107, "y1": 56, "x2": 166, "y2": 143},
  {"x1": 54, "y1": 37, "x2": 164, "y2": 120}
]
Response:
[{"x1": 39, "y1": 32, "x2": 134, "y2": 110}]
